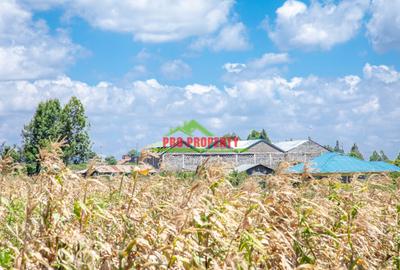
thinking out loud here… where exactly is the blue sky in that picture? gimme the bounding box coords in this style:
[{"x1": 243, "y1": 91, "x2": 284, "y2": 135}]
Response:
[{"x1": 1, "y1": 0, "x2": 400, "y2": 159}]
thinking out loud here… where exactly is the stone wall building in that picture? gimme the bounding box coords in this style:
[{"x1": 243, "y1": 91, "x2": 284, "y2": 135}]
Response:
[
  {"x1": 273, "y1": 139, "x2": 329, "y2": 163},
  {"x1": 143, "y1": 138, "x2": 329, "y2": 172}
]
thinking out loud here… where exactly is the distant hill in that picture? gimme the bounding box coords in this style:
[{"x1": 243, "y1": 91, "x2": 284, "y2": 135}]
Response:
[{"x1": 166, "y1": 120, "x2": 214, "y2": 137}]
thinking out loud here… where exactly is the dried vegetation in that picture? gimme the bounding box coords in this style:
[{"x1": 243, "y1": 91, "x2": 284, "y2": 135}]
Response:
[{"x1": 0, "y1": 142, "x2": 400, "y2": 269}]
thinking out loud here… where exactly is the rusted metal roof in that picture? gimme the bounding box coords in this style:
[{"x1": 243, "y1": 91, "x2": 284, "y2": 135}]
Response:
[
  {"x1": 79, "y1": 164, "x2": 157, "y2": 175},
  {"x1": 94, "y1": 165, "x2": 134, "y2": 174}
]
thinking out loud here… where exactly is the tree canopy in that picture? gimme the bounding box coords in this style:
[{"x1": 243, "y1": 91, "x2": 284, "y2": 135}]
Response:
[
  {"x1": 247, "y1": 129, "x2": 271, "y2": 143},
  {"x1": 105, "y1": 155, "x2": 117, "y2": 165},
  {"x1": 325, "y1": 140, "x2": 345, "y2": 153},
  {"x1": 393, "y1": 153, "x2": 400, "y2": 167},
  {"x1": 127, "y1": 149, "x2": 140, "y2": 158},
  {"x1": 368, "y1": 150, "x2": 390, "y2": 162},
  {"x1": 333, "y1": 140, "x2": 345, "y2": 154},
  {"x1": 369, "y1": 150, "x2": 390, "y2": 162},
  {"x1": 222, "y1": 132, "x2": 241, "y2": 140},
  {"x1": 0, "y1": 143, "x2": 21, "y2": 161},
  {"x1": 379, "y1": 150, "x2": 389, "y2": 162},
  {"x1": 22, "y1": 97, "x2": 93, "y2": 174},
  {"x1": 61, "y1": 97, "x2": 93, "y2": 164},
  {"x1": 369, "y1": 150, "x2": 382, "y2": 161},
  {"x1": 349, "y1": 143, "x2": 364, "y2": 160}
]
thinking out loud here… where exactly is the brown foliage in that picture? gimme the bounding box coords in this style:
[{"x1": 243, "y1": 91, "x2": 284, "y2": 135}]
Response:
[{"x1": 0, "y1": 142, "x2": 399, "y2": 269}]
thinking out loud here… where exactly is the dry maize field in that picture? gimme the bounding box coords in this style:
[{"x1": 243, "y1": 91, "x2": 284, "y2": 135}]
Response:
[{"x1": 1, "y1": 144, "x2": 400, "y2": 269}]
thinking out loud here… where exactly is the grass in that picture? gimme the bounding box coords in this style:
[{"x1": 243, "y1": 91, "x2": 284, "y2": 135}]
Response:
[
  {"x1": 0, "y1": 142, "x2": 400, "y2": 269},
  {"x1": 68, "y1": 163, "x2": 88, "y2": 171}
]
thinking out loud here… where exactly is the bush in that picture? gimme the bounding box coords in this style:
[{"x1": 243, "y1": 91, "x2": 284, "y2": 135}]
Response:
[{"x1": 227, "y1": 170, "x2": 248, "y2": 186}]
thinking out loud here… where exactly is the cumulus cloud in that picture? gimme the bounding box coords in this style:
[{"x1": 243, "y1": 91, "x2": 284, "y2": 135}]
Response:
[
  {"x1": 223, "y1": 63, "x2": 247, "y2": 74},
  {"x1": 247, "y1": 53, "x2": 290, "y2": 69},
  {"x1": 21, "y1": 0, "x2": 235, "y2": 43},
  {"x1": 367, "y1": 0, "x2": 400, "y2": 52},
  {"x1": 0, "y1": 76, "x2": 228, "y2": 155},
  {"x1": 1, "y1": 63, "x2": 400, "y2": 158},
  {"x1": 363, "y1": 63, "x2": 400, "y2": 83},
  {"x1": 191, "y1": 22, "x2": 250, "y2": 51},
  {"x1": 222, "y1": 53, "x2": 290, "y2": 81},
  {"x1": 0, "y1": 0, "x2": 80, "y2": 80},
  {"x1": 161, "y1": 60, "x2": 192, "y2": 80},
  {"x1": 267, "y1": 0, "x2": 369, "y2": 50}
]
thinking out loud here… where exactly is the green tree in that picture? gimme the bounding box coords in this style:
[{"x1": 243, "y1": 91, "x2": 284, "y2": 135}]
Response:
[
  {"x1": 260, "y1": 129, "x2": 271, "y2": 142},
  {"x1": 394, "y1": 153, "x2": 400, "y2": 167},
  {"x1": 369, "y1": 150, "x2": 382, "y2": 161},
  {"x1": 22, "y1": 97, "x2": 94, "y2": 174},
  {"x1": 247, "y1": 129, "x2": 271, "y2": 143},
  {"x1": 333, "y1": 140, "x2": 344, "y2": 154},
  {"x1": 105, "y1": 155, "x2": 117, "y2": 165},
  {"x1": 127, "y1": 149, "x2": 140, "y2": 158},
  {"x1": 379, "y1": 150, "x2": 389, "y2": 162},
  {"x1": 61, "y1": 97, "x2": 93, "y2": 165},
  {"x1": 349, "y1": 143, "x2": 364, "y2": 160},
  {"x1": 222, "y1": 132, "x2": 241, "y2": 140},
  {"x1": 0, "y1": 143, "x2": 21, "y2": 161},
  {"x1": 247, "y1": 130, "x2": 259, "y2": 140},
  {"x1": 22, "y1": 99, "x2": 63, "y2": 174}
]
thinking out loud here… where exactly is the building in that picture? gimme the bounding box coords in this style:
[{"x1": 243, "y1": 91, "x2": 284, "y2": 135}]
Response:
[
  {"x1": 273, "y1": 139, "x2": 329, "y2": 163},
  {"x1": 79, "y1": 164, "x2": 157, "y2": 176},
  {"x1": 157, "y1": 139, "x2": 284, "y2": 171},
  {"x1": 80, "y1": 165, "x2": 135, "y2": 176},
  {"x1": 234, "y1": 163, "x2": 274, "y2": 176},
  {"x1": 118, "y1": 154, "x2": 138, "y2": 165},
  {"x1": 288, "y1": 152, "x2": 400, "y2": 177},
  {"x1": 143, "y1": 138, "x2": 328, "y2": 172}
]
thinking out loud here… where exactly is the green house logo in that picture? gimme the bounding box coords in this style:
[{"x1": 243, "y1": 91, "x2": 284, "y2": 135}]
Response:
[
  {"x1": 165, "y1": 120, "x2": 214, "y2": 137},
  {"x1": 161, "y1": 120, "x2": 238, "y2": 151}
]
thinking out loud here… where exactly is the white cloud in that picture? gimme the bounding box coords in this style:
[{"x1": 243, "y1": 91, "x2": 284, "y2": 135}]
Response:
[
  {"x1": 18, "y1": 0, "x2": 67, "y2": 10},
  {"x1": 223, "y1": 63, "x2": 247, "y2": 73},
  {"x1": 161, "y1": 59, "x2": 192, "y2": 80},
  {"x1": 21, "y1": 0, "x2": 235, "y2": 43},
  {"x1": 136, "y1": 49, "x2": 152, "y2": 61},
  {"x1": 1, "y1": 63, "x2": 400, "y2": 158},
  {"x1": 191, "y1": 22, "x2": 250, "y2": 51},
  {"x1": 121, "y1": 65, "x2": 149, "y2": 83},
  {"x1": 0, "y1": 76, "x2": 228, "y2": 155},
  {"x1": 267, "y1": 0, "x2": 369, "y2": 50},
  {"x1": 276, "y1": 0, "x2": 307, "y2": 19},
  {"x1": 367, "y1": 0, "x2": 400, "y2": 52},
  {"x1": 222, "y1": 53, "x2": 290, "y2": 81},
  {"x1": 185, "y1": 84, "x2": 217, "y2": 95},
  {"x1": 363, "y1": 63, "x2": 400, "y2": 83},
  {"x1": 352, "y1": 96, "x2": 380, "y2": 114},
  {"x1": 0, "y1": 0, "x2": 80, "y2": 80},
  {"x1": 248, "y1": 53, "x2": 290, "y2": 69}
]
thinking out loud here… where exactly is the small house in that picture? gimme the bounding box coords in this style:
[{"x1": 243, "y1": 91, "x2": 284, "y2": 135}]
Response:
[{"x1": 234, "y1": 163, "x2": 274, "y2": 176}]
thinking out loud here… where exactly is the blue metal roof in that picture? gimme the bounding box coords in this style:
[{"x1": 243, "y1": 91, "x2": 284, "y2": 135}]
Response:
[
  {"x1": 288, "y1": 152, "x2": 400, "y2": 174},
  {"x1": 370, "y1": 161, "x2": 400, "y2": 172}
]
